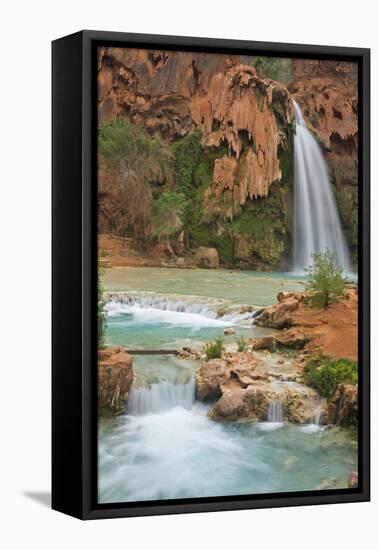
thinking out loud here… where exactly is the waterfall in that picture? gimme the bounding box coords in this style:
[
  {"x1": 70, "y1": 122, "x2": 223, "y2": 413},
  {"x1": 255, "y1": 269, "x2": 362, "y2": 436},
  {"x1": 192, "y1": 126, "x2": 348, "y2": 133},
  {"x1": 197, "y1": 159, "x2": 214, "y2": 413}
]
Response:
[
  {"x1": 127, "y1": 377, "x2": 195, "y2": 415},
  {"x1": 310, "y1": 398, "x2": 326, "y2": 426},
  {"x1": 292, "y1": 100, "x2": 350, "y2": 273},
  {"x1": 267, "y1": 400, "x2": 284, "y2": 423},
  {"x1": 104, "y1": 292, "x2": 259, "y2": 326},
  {"x1": 300, "y1": 398, "x2": 326, "y2": 433}
]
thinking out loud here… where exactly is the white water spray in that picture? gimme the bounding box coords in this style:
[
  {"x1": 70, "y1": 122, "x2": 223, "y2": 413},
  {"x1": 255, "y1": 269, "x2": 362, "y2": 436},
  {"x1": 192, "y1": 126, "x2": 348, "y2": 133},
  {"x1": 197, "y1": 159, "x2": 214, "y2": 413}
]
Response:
[
  {"x1": 128, "y1": 378, "x2": 195, "y2": 415},
  {"x1": 267, "y1": 400, "x2": 284, "y2": 423},
  {"x1": 292, "y1": 100, "x2": 350, "y2": 273},
  {"x1": 105, "y1": 292, "x2": 258, "y2": 327}
]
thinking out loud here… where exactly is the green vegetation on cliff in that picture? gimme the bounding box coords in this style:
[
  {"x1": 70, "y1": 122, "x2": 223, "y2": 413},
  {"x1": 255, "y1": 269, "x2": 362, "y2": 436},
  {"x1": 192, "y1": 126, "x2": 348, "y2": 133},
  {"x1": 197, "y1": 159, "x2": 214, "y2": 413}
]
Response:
[
  {"x1": 252, "y1": 57, "x2": 293, "y2": 84},
  {"x1": 98, "y1": 119, "x2": 295, "y2": 269},
  {"x1": 99, "y1": 119, "x2": 172, "y2": 239},
  {"x1": 304, "y1": 355, "x2": 358, "y2": 398},
  {"x1": 152, "y1": 192, "x2": 187, "y2": 239}
]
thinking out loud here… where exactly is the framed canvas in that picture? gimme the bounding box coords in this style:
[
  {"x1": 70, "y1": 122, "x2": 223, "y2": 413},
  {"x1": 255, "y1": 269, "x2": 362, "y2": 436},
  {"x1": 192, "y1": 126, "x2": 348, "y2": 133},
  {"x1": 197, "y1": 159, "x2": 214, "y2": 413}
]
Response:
[{"x1": 52, "y1": 30, "x2": 370, "y2": 520}]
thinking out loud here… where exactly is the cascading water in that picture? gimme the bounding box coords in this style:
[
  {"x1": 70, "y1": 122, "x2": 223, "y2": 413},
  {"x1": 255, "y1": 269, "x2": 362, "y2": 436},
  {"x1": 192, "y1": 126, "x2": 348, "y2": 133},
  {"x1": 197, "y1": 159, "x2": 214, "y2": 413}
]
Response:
[
  {"x1": 258, "y1": 400, "x2": 285, "y2": 431},
  {"x1": 292, "y1": 100, "x2": 350, "y2": 273},
  {"x1": 105, "y1": 292, "x2": 259, "y2": 327},
  {"x1": 267, "y1": 400, "x2": 284, "y2": 423},
  {"x1": 128, "y1": 378, "x2": 195, "y2": 415}
]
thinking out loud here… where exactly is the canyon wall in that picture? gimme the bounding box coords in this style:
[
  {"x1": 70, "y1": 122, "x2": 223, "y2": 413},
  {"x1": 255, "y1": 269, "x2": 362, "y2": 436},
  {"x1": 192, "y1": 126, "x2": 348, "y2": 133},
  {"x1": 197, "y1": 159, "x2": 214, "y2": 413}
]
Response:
[{"x1": 97, "y1": 49, "x2": 358, "y2": 270}]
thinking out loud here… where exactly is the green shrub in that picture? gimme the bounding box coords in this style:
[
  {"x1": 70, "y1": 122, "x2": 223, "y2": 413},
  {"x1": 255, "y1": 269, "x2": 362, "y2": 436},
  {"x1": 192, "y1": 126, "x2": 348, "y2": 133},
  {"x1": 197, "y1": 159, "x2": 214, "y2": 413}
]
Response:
[
  {"x1": 236, "y1": 337, "x2": 248, "y2": 352},
  {"x1": 304, "y1": 355, "x2": 358, "y2": 398},
  {"x1": 171, "y1": 129, "x2": 202, "y2": 195},
  {"x1": 203, "y1": 338, "x2": 224, "y2": 360},
  {"x1": 310, "y1": 112, "x2": 320, "y2": 128},
  {"x1": 98, "y1": 269, "x2": 107, "y2": 350},
  {"x1": 152, "y1": 192, "x2": 187, "y2": 239},
  {"x1": 305, "y1": 250, "x2": 346, "y2": 308},
  {"x1": 98, "y1": 119, "x2": 173, "y2": 239}
]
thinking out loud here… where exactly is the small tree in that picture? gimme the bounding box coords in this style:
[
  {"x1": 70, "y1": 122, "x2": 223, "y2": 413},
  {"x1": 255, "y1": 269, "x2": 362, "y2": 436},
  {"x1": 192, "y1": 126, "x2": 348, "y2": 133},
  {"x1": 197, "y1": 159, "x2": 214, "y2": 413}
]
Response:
[
  {"x1": 152, "y1": 192, "x2": 187, "y2": 240},
  {"x1": 305, "y1": 250, "x2": 345, "y2": 309},
  {"x1": 98, "y1": 269, "x2": 107, "y2": 349}
]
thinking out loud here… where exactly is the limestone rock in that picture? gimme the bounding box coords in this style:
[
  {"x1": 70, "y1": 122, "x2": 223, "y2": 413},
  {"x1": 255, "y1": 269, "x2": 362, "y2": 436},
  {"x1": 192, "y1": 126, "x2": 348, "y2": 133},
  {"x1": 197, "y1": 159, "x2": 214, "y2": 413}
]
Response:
[
  {"x1": 194, "y1": 246, "x2": 219, "y2": 269},
  {"x1": 255, "y1": 293, "x2": 302, "y2": 329},
  {"x1": 327, "y1": 383, "x2": 358, "y2": 427},
  {"x1": 195, "y1": 352, "x2": 262, "y2": 401},
  {"x1": 98, "y1": 347, "x2": 134, "y2": 415}
]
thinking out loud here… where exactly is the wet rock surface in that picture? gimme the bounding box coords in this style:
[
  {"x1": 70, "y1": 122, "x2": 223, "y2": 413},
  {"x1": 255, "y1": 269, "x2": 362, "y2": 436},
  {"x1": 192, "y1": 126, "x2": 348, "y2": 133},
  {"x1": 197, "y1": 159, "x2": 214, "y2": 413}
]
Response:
[
  {"x1": 327, "y1": 383, "x2": 358, "y2": 427},
  {"x1": 196, "y1": 351, "x2": 322, "y2": 424}
]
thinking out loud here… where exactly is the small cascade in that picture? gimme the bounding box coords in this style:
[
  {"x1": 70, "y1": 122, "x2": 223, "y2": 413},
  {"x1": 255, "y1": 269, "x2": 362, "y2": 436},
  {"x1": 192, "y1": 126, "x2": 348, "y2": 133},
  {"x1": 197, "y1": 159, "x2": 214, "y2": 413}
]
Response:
[
  {"x1": 267, "y1": 400, "x2": 284, "y2": 423},
  {"x1": 310, "y1": 400, "x2": 325, "y2": 426},
  {"x1": 127, "y1": 377, "x2": 195, "y2": 415},
  {"x1": 105, "y1": 292, "x2": 258, "y2": 326},
  {"x1": 300, "y1": 398, "x2": 326, "y2": 433},
  {"x1": 292, "y1": 100, "x2": 350, "y2": 273}
]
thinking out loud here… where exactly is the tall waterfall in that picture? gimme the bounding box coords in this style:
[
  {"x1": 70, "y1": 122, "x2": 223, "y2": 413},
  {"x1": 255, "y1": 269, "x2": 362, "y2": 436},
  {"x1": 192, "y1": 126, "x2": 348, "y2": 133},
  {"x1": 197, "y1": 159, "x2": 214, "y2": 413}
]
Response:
[{"x1": 292, "y1": 100, "x2": 350, "y2": 273}]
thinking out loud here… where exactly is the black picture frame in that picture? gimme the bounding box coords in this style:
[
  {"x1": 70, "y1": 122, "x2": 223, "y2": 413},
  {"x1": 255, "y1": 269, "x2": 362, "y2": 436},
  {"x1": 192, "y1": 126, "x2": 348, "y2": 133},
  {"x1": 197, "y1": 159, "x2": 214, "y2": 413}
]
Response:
[{"x1": 52, "y1": 30, "x2": 370, "y2": 520}]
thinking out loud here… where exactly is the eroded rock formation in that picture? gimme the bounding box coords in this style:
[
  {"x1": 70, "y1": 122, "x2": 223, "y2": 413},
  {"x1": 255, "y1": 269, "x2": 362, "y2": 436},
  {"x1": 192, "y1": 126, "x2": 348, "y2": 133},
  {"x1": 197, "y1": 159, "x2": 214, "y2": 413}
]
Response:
[
  {"x1": 98, "y1": 49, "x2": 293, "y2": 209},
  {"x1": 98, "y1": 347, "x2": 134, "y2": 415},
  {"x1": 326, "y1": 383, "x2": 358, "y2": 427},
  {"x1": 196, "y1": 352, "x2": 322, "y2": 424}
]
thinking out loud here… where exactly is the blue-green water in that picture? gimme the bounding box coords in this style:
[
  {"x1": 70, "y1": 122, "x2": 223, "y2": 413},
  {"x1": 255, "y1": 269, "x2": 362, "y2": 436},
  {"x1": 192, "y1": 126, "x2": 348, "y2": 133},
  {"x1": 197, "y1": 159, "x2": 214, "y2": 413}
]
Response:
[
  {"x1": 98, "y1": 267, "x2": 357, "y2": 504},
  {"x1": 103, "y1": 266, "x2": 305, "y2": 306}
]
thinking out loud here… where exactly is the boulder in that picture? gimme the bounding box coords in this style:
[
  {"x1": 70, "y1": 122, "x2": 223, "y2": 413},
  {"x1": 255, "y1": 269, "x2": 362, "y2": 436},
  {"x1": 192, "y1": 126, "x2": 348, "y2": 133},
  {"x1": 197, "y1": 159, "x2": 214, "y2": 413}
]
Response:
[
  {"x1": 250, "y1": 335, "x2": 277, "y2": 351},
  {"x1": 194, "y1": 246, "x2": 219, "y2": 269},
  {"x1": 195, "y1": 358, "x2": 228, "y2": 401},
  {"x1": 285, "y1": 386, "x2": 321, "y2": 424},
  {"x1": 224, "y1": 327, "x2": 236, "y2": 335},
  {"x1": 209, "y1": 382, "x2": 321, "y2": 424},
  {"x1": 98, "y1": 347, "x2": 134, "y2": 416},
  {"x1": 197, "y1": 351, "x2": 323, "y2": 424},
  {"x1": 275, "y1": 328, "x2": 309, "y2": 349},
  {"x1": 255, "y1": 294, "x2": 302, "y2": 329},
  {"x1": 250, "y1": 330, "x2": 309, "y2": 352},
  {"x1": 195, "y1": 352, "x2": 263, "y2": 401}
]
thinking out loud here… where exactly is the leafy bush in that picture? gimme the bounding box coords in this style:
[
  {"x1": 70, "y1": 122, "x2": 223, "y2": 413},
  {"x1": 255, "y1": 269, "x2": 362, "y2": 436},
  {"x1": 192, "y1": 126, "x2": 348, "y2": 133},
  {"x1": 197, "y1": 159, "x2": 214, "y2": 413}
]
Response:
[
  {"x1": 236, "y1": 337, "x2": 248, "y2": 352},
  {"x1": 152, "y1": 192, "x2": 187, "y2": 239},
  {"x1": 98, "y1": 119, "x2": 173, "y2": 239},
  {"x1": 203, "y1": 338, "x2": 224, "y2": 360},
  {"x1": 305, "y1": 250, "x2": 346, "y2": 308},
  {"x1": 171, "y1": 129, "x2": 202, "y2": 195},
  {"x1": 304, "y1": 355, "x2": 358, "y2": 398},
  {"x1": 98, "y1": 269, "x2": 107, "y2": 350}
]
